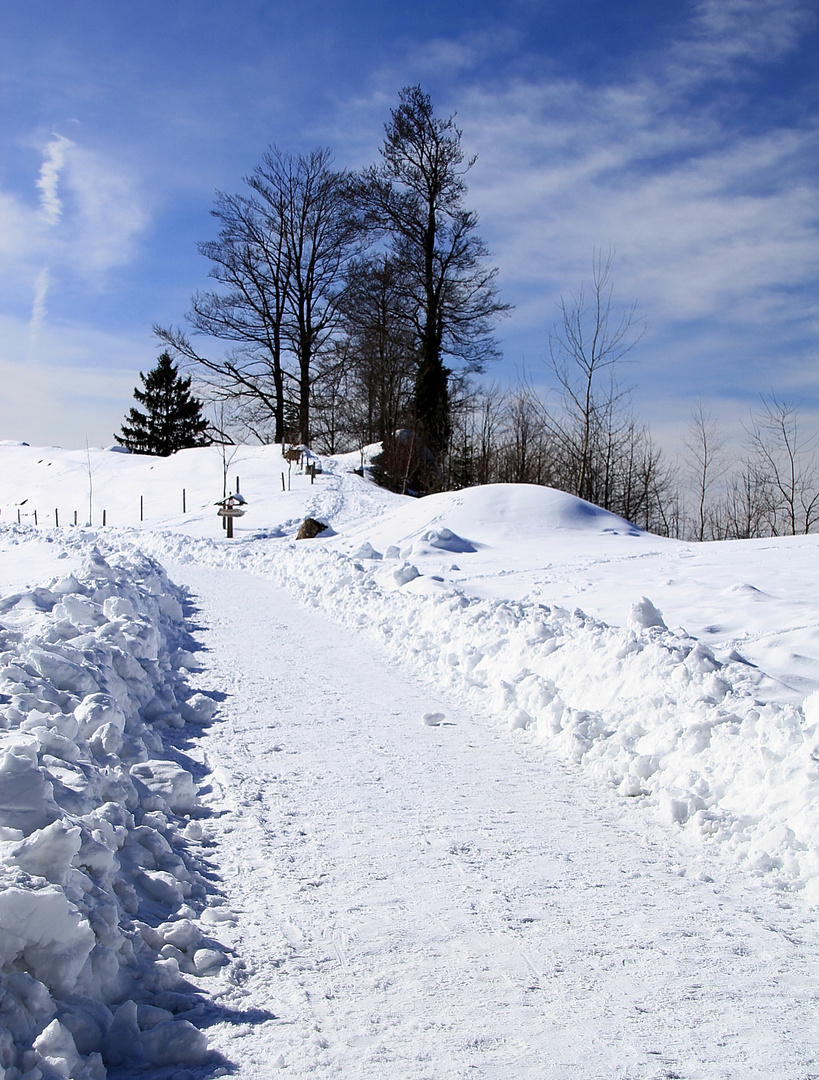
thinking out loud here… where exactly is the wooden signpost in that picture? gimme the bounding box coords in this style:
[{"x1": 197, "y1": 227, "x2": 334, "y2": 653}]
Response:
[{"x1": 215, "y1": 493, "x2": 247, "y2": 539}]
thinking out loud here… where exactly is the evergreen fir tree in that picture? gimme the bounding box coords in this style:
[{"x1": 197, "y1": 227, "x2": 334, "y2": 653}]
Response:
[{"x1": 116, "y1": 352, "x2": 210, "y2": 455}]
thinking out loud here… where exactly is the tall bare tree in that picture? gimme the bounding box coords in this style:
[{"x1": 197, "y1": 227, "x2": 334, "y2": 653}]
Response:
[
  {"x1": 157, "y1": 186, "x2": 289, "y2": 442},
  {"x1": 745, "y1": 394, "x2": 818, "y2": 535},
  {"x1": 684, "y1": 398, "x2": 724, "y2": 541},
  {"x1": 543, "y1": 247, "x2": 644, "y2": 506},
  {"x1": 361, "y1": 86, "x2": 509, "y2": 469},
  {"x1": 158, "y1": 148, "x2": 362, "y2": 446},
  {"x1": 338, "y1": 254, "x2": 418, "y2": 449}
]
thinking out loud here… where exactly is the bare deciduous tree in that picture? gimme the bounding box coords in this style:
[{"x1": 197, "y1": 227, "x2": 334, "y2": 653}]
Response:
[
  {"x1": 544, "y1": 247, "x2": 644, "y2": 506},
  {"x1": 361, "y1": 85, "x2": 509, "y2": 463},
  {"x1": 158, "y1": 147, "x2": 362, "y2": 447},
  {"x1": 745, "y1": 394, "x2": 818, "y2": 535},
  {"x1": 684, "y1": 398, "x2": 724, "y2": 541}
]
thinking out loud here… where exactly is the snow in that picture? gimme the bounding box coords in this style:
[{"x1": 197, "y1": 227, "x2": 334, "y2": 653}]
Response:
[{"x1": 0, "y1": 442, "x2": 818, "y2": 1077}]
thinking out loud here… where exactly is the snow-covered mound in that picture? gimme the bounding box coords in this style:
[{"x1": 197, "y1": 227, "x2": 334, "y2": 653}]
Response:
[
  {"x1": 343, "y1": 482, "x2": 641, "y2": 558},
  {"x1": 0, "y1": 542, "x2": 224, "y2": 1078}
]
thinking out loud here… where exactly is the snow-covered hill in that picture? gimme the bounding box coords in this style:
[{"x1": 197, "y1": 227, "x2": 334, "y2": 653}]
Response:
[{"x1": 1, "y1": 442, "x2": 818, "y2": 1078}]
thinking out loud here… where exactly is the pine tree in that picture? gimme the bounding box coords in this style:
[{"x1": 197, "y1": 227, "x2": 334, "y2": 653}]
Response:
[{"x1": 116, "y1": 352, "x2": 210, "y2": 455}]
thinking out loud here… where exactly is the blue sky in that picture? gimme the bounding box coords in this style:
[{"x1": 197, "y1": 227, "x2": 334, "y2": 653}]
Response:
[{"x1": 1, "y1": 0, "x2": 817, "y2": 450}]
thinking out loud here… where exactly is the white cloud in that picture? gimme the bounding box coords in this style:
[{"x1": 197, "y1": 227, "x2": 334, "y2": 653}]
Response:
[
  {"x1": 679, "y1": 0, "x2": 816, "y2": 73},
  {"x1": 0, "y1": 313, "x2": 147, "y2": 449},
  {"x1": 0, "y1": 135, "x2": 155, "y2": 337},
  {"x1": 35, "y1": 134, "x2": 74, "y2": 225},
  {"x1": 60, "y1": 146, "x2": 154, "y2": 280},
  {"x1": 453, "y1": 15, "x2": 818, "y2": 382},
  {"x1": 29, "y1": 267, "x2": 50, "y2": 350}
]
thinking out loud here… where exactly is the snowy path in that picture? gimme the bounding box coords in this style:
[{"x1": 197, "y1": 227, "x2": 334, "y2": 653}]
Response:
[{"x1": 173, "y1": 563, "x2": 819, "y2": 1080}]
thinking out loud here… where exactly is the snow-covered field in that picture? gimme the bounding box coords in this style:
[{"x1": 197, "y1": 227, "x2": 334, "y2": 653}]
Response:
[{"x1": 1, "y1": 441, "x2": 818, "y2": 1078}]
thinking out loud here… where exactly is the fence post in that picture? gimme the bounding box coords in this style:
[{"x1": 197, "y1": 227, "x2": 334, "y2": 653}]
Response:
[
  {"x1": 140, "y1": 495, "x2": 143, "y2": 522},
  {"x1": 55, "y1": 509, "x2": 59, "y2": 527},
  {"x1": 182, "y1": 488, "x2": 186, "y2": 514},
  {"x1": 74, "y1": 510, "x2": 78, "y2": 526},
  {"x1": 34, "y1": 510, "x2": 38, "y2": 526},
  {"x1": 103, "y1": 510, "x2": 107, "y2": 526}
]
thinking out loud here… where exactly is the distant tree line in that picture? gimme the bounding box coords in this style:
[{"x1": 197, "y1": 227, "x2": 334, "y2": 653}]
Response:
[
  {"x1": 679, "y1": 394, "x2": 818, "y2": 540},
  {"x1": 143, "y1": 83, "x2": 817, "y2": 537}
]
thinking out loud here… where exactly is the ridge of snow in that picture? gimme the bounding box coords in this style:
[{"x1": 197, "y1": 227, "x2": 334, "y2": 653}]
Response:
[
  {"x1": 122, "y1": 525, "x2": 819, "y2": 902},
  {"x1": 0, "y1": 542, "x2": 226, "y2": 1077}
]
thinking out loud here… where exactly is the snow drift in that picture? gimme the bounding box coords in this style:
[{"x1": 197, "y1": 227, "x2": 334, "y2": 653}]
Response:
[{"x1": 0, "y1": 544, "x2": 222, "y2": 1078}]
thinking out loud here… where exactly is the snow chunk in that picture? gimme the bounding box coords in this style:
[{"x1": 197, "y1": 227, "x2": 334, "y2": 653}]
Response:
[
  {"x1": 29, "y1": 647, "x2": 100, "y2": 695},
  {"x1": 141, "y1": 1019, "x2": 209, "y2": 1066},
  {"x1": 352, "y1": 541, "x2": 382, "y2": 560},
  {"x1": 0, "y1": 744, "x2": 58, "y2": 834},
  {"x1": 34, "y1": 1019, "x2": 105, "y2": 1080},
  {"x1": 130, "y1": 760, "x2": 198, "y2": 812},
  {"x1": 411, "y1": 527, "x2": 477, "y2": 555},
  {"x1": 12, "y1": 821, "x2": 82, "y2": 884},
  {"x1": 393, "y1": 563, "x2": 421, "y2": 586},
  {"x1": 75, "y1": 693, "x2": 126, "y2": 738},
  {"x1": 628, "y1": 596, "x2": 667, "y2": 630},
  {"x1": 0, "y1": 884, "x2": 96, "y2": 997}
]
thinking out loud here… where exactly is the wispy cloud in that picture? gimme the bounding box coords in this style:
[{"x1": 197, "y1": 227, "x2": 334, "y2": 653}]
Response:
[
  {"x1": 27, "y1": 135, "x2": 74, "y2": 356},
  {"x1": 36, "y1": 134, "x2": 74, "y2": 225},
  {"x1": 678, "y1": 0, "x2": 817, "y2": 73},
  {"x1": 29, "y1": 267, "x2": 49, "y2": 336},
  {"x1": 1, "y1": 136, "x2": 155, "y2": 338},
  {"x1": 450, "y1": 1, "x2": 818, "y2": 404},
  {"x1": 61, "y1": 147, "x2": 153, "y2": 279}
]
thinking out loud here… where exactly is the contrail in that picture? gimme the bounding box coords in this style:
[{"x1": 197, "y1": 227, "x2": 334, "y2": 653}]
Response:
[
  {"x1": 36, "y1": 134, "x2": 74, "y2": 225},
  {"x1": 29, "y1": 134, "x2": 74, "y2": 355},
  {"x1": 30, "y1": 267, "x2": 49, "y2": 332}
]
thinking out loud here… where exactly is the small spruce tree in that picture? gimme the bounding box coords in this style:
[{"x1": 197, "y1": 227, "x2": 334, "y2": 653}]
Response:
[{"x1": 116, "y1": 352, "x2": 210, "y2": 455}]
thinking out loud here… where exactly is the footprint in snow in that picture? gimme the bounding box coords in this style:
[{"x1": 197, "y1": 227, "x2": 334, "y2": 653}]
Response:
[{"x1": 422, "y1": 711, "x2": 445, "y2": 726}]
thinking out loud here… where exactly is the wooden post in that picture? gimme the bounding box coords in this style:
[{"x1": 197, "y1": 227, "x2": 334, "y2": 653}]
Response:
[
  {"x1": 182, "y1": 488, "x2": 186, "y2": 513},
  {"x1": 140, "y1": 495, "x2": 143, "y2": 522},
  {"x1": 281, "y1": 472, "x2": 285, "y2": 491},
  {"x1": 235, "y1": 476, "x2": 240, "y2": 494},
  {"x1": 226, "y1": 515, "x2": 233, "y2": 539},
  {"x1": 34, "y1": 510, "x2": 38, "y2": 526},
  {"x1": 17, "y1": 509, "x2": 20, "y2": 524},
  {"x1": 55, "y1": 509, "x2": 59, "y2": 527},
  {"x1": 74, "y1": 510, "x2": 78, "y2": 526},
  {"x1": 103, "y1": 509, "x2": 107, "y2": 526}
]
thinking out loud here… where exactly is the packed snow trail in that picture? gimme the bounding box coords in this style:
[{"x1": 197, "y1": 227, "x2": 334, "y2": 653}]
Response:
[{"x1": 172, "y1": 562, "x2": 819, "y2": 1080}]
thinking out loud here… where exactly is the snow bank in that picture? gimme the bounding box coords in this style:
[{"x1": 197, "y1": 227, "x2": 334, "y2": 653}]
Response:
[
  {"x1": 261, "y1": 545, "x2": 819, "y2": 898},
  {"x1": 124, "y1": 519, "x2": 819, "y2": 903},
  {"x1": 0, "y1": 543, "x2": 222, "y2": 1078}
]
